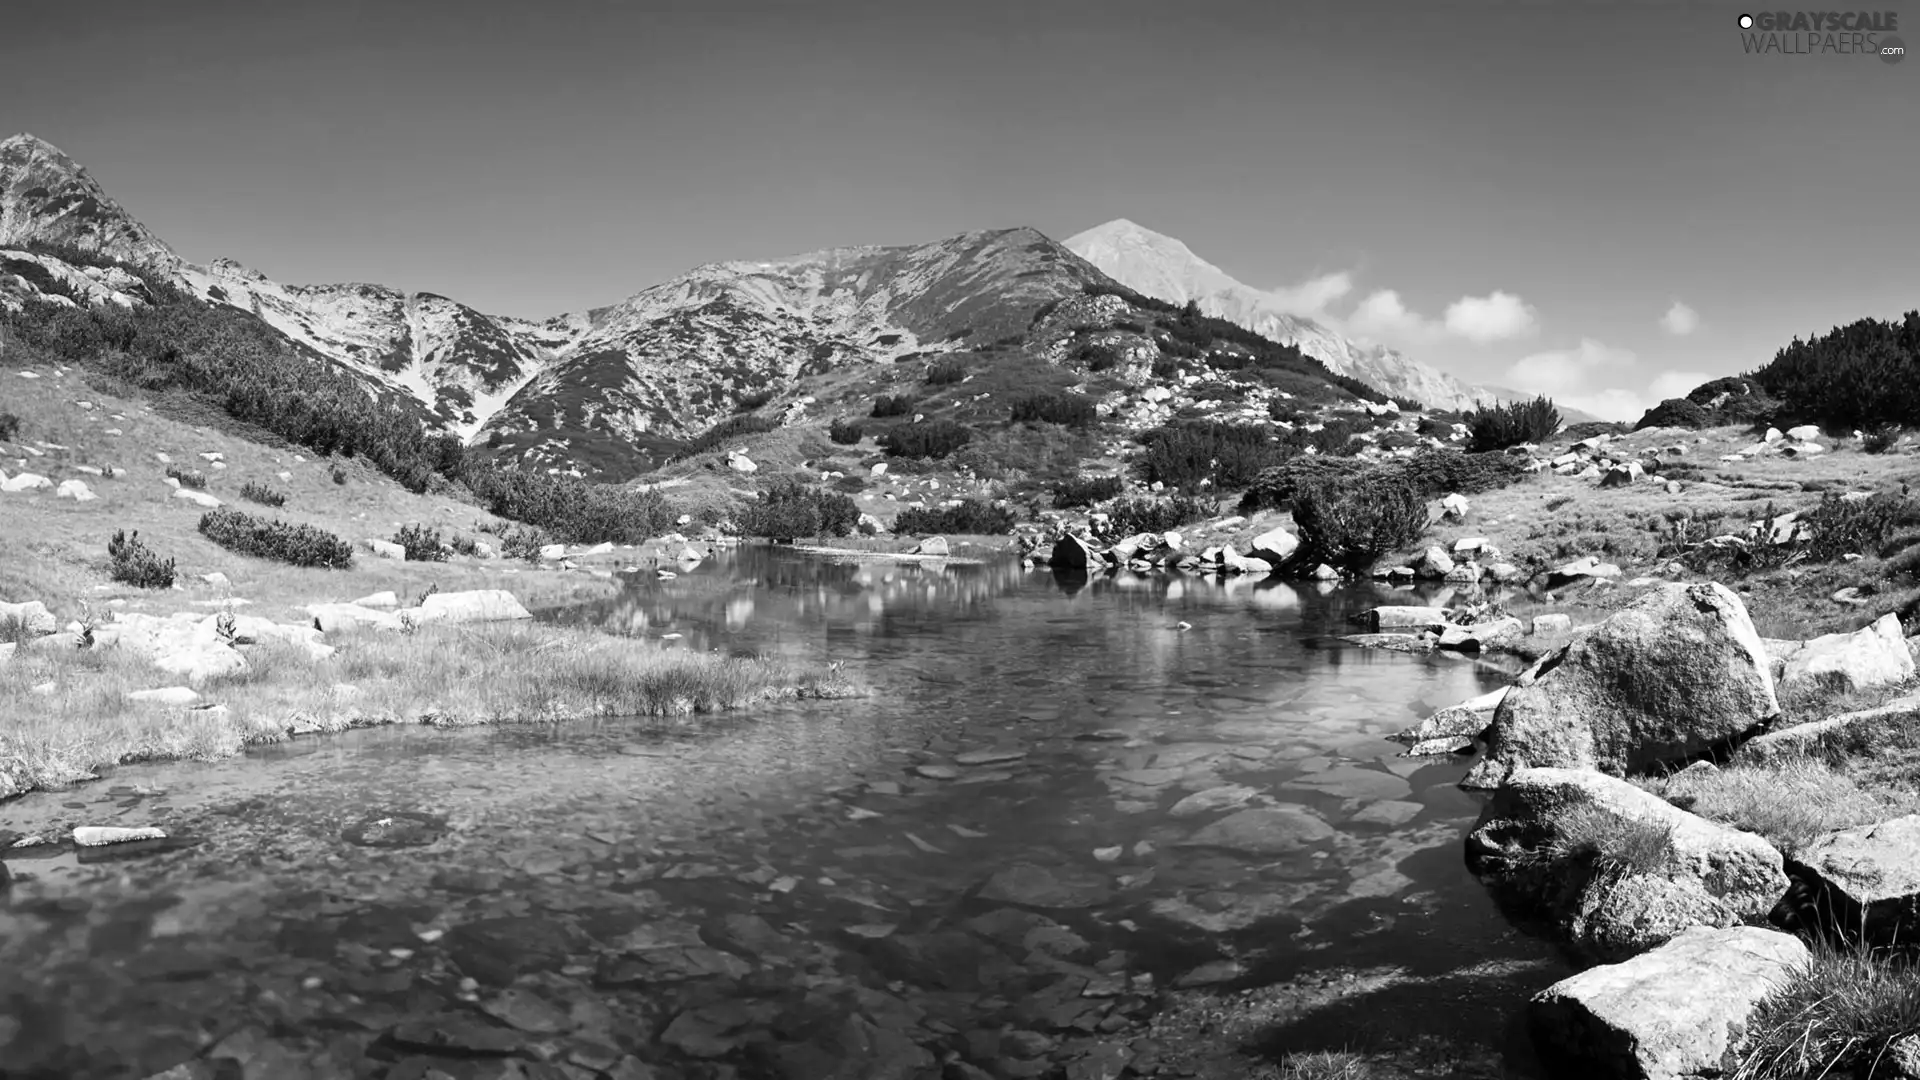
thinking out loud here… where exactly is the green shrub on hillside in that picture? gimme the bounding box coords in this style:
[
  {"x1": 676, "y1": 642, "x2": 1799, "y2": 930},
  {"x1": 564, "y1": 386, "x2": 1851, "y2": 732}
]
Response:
[
  {"x1": 198, "y1": 508, "x2": 354, "y2": 569},
  {"x1": 1103, "y1": 495, "x2": 1219, "y2": 537},
  {"x1": 1466, "y1": 396, "x2": 1561, "y2": 452},
  {"x1": 893, "y1": 499, "x2": 1015, "y2": 535},
  {"x1": 1009, "y1": 390, "x2": 1097, "y2": 427},
  {"x1": 925, "y1": 359, "x2": 966, "y2": 386},
  {"x1": 828, "y1": 418, "x2": 864, "y2": 445},
  {"x1": 672, "y1": 413, "x2": 778, "y2": 461},
  {"x1": 393, "y1": 523, "x2": 450, "y2": 562},
  {"x1": 1392, "y1": 449, "x2": 1532, "y2": 497},
  {"x1": 736, "y1": 480, "x2": 858, "y2": 540},
  {"x1": 107, "y1": 529, "x2": 175, "y2": 589},
  {"x1": 1053, "y1": 474, "x2": 1124, "y2": 508},
  {"x1": 1137, "y1": 420, "x2": 1292, "y2": 490},
  {"x1": 871, "y1": 394, "x2": 913, "y2": 419},
  {"x1": 0, "y1": 411, "x2": 19, "y2": 441},
  {"x1": 1748, "y1": 311, "x2": 1920, "y2": 430},
  {"x1": 1291, "y1": 479, "x2": 1430, "y2": 573},
  {"x1": 1802, "y1": 492, "x2": 1917, "y2": 563},
  {"x1": 880, "y1": 420, "x2": 973, "y2": 460},
  {"x1": 1237, "y1": 457, "x2": 1372, "y2": 514},
  {"x1": 239, "y1": 480, "x2": 286, "y2": 507},
  {"x1": 492, "y1": 523, "x2": 550, "y2": 562},
  {"x1": 1278, "y1": 418, "x2": 1367, "y2": 456},
  {"x1": 165, "y1": 465, "x2": 207, "y2": 490},
  {"x1": 1634, "y1": 398, "x2": 1710, "y2": 431}
]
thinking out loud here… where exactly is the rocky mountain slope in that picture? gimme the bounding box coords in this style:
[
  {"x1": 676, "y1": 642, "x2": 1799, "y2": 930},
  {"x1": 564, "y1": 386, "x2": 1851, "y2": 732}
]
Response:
[{"x1": 1065, "y1": 218, "x2": 1492, "y2": 412}]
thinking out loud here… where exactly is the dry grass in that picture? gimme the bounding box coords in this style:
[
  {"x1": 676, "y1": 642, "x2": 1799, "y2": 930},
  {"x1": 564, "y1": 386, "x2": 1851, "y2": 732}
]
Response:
[
  {"x1": 0, "y1": 621, "x2": 865, "y2": 799},
  {"x1": 1535, "y1": 804, "x2": 1680, "y2": 876},
  {"x1": 1639, "y1": 759, "x2": 1919, "y2": 857},
  {"x1": 1734, "y1": 945, "x2": 1920, "y2": 1080},
  {"x1": 1277, "y1": 1051, "x2": 1377, "y2": 1080}
]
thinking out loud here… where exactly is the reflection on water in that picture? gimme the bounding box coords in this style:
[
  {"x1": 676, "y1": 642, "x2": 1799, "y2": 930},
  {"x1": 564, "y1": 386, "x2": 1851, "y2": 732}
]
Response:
[{"x1": 0, "y1": 545, "x2": 1569, "y2": 1079}]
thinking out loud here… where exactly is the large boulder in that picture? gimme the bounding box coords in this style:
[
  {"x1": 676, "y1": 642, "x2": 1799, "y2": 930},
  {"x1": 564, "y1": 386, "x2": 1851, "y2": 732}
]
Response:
[
  {"x1": 1561, "y1": 872, "x2": 1743, "y2": 965},
  {"x1": 1362, "y1": 605, "x2": 1447, "y2": 630},
  {"x1": 1465, "y1": 767, "x2": 1789, "y2": 921},
  {"x1": 1049, "y1": 533, "x2": 1098, "y2": 571},
  {"x1": 1779, "y1": 613, "x2": 1915, "y2": 695},
  {"x1": 1739, "y1": 688, "x2": 1920, "y2": 765},
  {"x1": 409, "y1": 590, "x2": 533, "y2": 626},
  {"x1": 200, "y1": 614, "x2": 336, "y2": 661},
  {"x1": 912, "y1": 536, "x2": 950, "y2": 556},
  {"x1": 1247, "y1": 526, "x2": 1298, "y2": 567},
  {"x1": 309, "y1": 603, "x2": 405, "y2": 634},
  {"x1": 1527, "y1": 926, "x2": 1809, "y2": 1080},
  {"x1": 1789, "y1": 814, "x2": 1920, "y2": 946},
  {"x1": 1467, "y1": 583, "x2": 1778, "y2": 783},
  {"x1": 0, "y1": 600, "x2": 58, "y2": 639}
]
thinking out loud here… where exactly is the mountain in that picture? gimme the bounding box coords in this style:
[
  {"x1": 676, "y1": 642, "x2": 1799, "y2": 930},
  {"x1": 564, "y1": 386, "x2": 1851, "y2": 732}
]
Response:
[{"x1": 1065, "y1": 219, "x2": 1491, "y2": 412}]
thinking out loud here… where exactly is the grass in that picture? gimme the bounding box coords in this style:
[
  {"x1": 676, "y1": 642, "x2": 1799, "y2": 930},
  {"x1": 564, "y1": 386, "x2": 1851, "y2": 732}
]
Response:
[
  {"x1": 1531, "y1": 804, "x2": 1680, "y2": 877},
  {"x1": 1734, "y1": 945, "x2": 1920, "y2": 1080},
  {"x1": 1639, "y1": 759, "x2": 1920, "y2": 857},
  {"x1": 0, "y1": 621, "x2": 865, "y2": 799},
  {"x1": 1277, "y1": 1050, "x2": 1376, "y2": 1080}
]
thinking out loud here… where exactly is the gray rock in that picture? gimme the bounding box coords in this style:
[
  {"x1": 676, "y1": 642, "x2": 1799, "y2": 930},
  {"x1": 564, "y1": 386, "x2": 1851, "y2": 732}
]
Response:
[
  {"x1": 1416, "y1": 546, "x2": 1456, "y2": 579},
  {"x1": 1401, "y1": 686, "x2": 1511, "y2": 741},
  {"x1": 1532, "y1": 613, "x2": 1574, "y2": 636},
  {"x1": 1248, "y1": 526, "x2": 1298, "y2": 567},
  {"x1": 0, "y1": 600, "x2": 57, "y2": 638},
  {"x1": 1167, "y1": 784, "x2": 1259, "y2": 818},
  {"x1": 914, "y1": 535, "x2": 950, "y2": 556},
  {"x1": 1779, "y1": 613, "x2": 1915, "y2": 695},
  {"x1": 409, "y1": 590, "x2": 532, "y2": 626},
  {"x1": 1528, "y1": 926, "x2": 1808, "y2": 1080},
  {"x1": 1471, "y1": 583, "x2": 1778, "y2": 780},
  {"x1": 1790, "y1": 814, "x2": 1920, "y2": 945},
  {"x1": 1741, "y1": 688, "x2": 1920, "y2": 764},
  {"x1": 1563, "y1": 871, "x2": 1743, "y2": 964},
  {"x1": 979, "y1": 863, "x2": 1113, "y2": 908},
  {"x1": 1176, "y1": 807, "x2": 1334, "y2": 855},
  {"x1": 1363, "y1": 605, "x2": 1446, "y2": 630}
]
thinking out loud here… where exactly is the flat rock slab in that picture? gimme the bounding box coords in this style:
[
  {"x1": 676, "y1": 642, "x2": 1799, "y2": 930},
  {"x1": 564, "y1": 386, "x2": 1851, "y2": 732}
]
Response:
[
  {"x1": 1282, "y1": 765, "x2": 1412, "y2": 802},
  {"x1": 955, "y1": 748, "x2": 1028, "y2": 765},
  {"x1": 1792, "y1": 813, "x2": 1920, "y2": 944},
  {"x1": 978, "y1": 863, "x2": 1113, "y2": 909},
  {"x1": 1167, "y1": 784, "x2": 1260, "y2": 818},
  {"x1": 1529, "y1": 926, "x2": 1807, "y2": 1080},
  {"x1": 1176, "y1": 807, "x2": 1334, "y2": 856}
]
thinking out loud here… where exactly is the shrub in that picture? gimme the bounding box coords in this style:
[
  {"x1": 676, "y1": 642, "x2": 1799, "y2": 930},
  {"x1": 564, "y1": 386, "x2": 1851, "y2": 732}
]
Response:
[
  {"x1": 497, "y1": 524, "x2": 550, "y2": 562},
  {"x1": 1748, "y1": 311, "x2": 1920, "y2": 431},
  {"x1": 871, "y1": 394, "x2": 913, "y2": 419},
  {"x1": 1103, "y1": 495, "x2": 1218, "y2": 537},
  {"x1": 461, "y1": 466, "x2": 676, "y2": 544},
  {"x1": 1734, "y1": 945, "x2": 1920, "y2": 1080},
  {"x1": 166, "y1": 465, "x2": 208, "y2": 490},
  {"x1": 828, "y1": 418, "x2": 864, "y2": 445},
  {"x1": 448, "y1": 534, "x2": 479, "y2": 558},
  {"x1": 1136, "y1": 420, "x2": 1292, "y2": 491},
  {"x1": 1290, "y1": 478, "x2": 1430, "y2": 572},
  {"x1": 1150, "y1": 356, "x2": 1182, "y2": 380},
  {"x1": 393, "y1": 523, "x2": 450, "y2": 562},
  {"x1": 1465, "y1": 396, "x2": 1561, "y2": 452},
  {"x1": 1633, "y1": 397, "x2": 1710, "y2": 431},
  {"x1": 1053, "y1": 474, "x2": 1125, "y2": 508},
  {"x1": 1009, "y1": 390, "x2": 1097, "y2": 427},
  {"x1": 331, "y1": 465, "x2": 348, "y2": 485},
  {"x1": 239, "y1": 480, "x2": 286, "y2": 507},
  {"x1": 107, "y1": 529, "x2": 176, "y2": 589},
  {"x1": 1801, "y1": 491, "x2": 1916, "y2": 563},
  {"x1": 1862, "y1": 425, "x2": 1899, "y2": 454},
  {"x1": 197, "y1": 508, "x2": 354, "y2": 569},
  {"x1": 673, "y1": 413, "x2": 777, "y2": 460},
  {"x1": 1076, "y1": 342, "x2": 1121, "y2": 372},
  {"x1": 1391, "y1": 449, "x2": 1531, "y2": 497},
  {"x1": 0, "y1": 411, "x2": 19, "y2": 441},
  {"x1": 1237, "y1": 457, "x2": 1371, "y2": 514},
  {"x1": 925, "y1": 359, "x2": 966, "y2": 386},
  {"x1": 893, "y1": 499, "x2": 1016, "y2": 535},
  {"x1": 1278, "y1": 419, "x2": 1365, "y2": 456},
  {"x1": 736, "y1": 480, "x2": 859, "y2": 540},
  {"x1": 880, "y1": 420, "x2": 973, "y2": 460},
  {"x1": 735, "y1": 389, "x2": 775, "y2": 412}
]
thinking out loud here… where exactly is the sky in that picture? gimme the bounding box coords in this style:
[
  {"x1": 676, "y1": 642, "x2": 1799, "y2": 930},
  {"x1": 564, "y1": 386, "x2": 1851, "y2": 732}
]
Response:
[{"x1": 2, "y1": 0, "x2": 1914, "y2": 420}]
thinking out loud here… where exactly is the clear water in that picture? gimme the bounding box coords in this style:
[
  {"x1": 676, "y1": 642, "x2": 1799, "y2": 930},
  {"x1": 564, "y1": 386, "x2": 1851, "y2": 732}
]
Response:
[{"x1": 0, "y1": 547, "x2": 1568, "y2": 1079}]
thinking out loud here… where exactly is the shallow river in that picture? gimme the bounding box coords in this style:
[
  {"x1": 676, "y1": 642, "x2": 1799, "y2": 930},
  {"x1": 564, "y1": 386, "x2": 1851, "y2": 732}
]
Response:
[{"x1": 0, "y1": 547, "x2": 1569, "y2": 1080}]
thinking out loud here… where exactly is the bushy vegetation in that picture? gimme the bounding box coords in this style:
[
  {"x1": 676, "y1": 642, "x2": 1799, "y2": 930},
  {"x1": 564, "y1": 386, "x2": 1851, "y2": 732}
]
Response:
[
  {"x1": 393, "y1": 523, "x2": 449, "y2": 562},
  {"x1": 197, "y1": 508, "x2": 354, "y2": 569},
  {"x1": 462, "y1": 468, "x2": 677, "y2": 545},
  {"x1": 925, "y1": 359, "x2": 966, "y2": 386},
  {"x1": 239, "y1": 480, "x2": 286, "y2": 507},
  {"x1": 673, "y1": 413, "x2": 778, "y2": 460},
  {"x1": 491, "y1": 523, "x2": 551, "y2": 562},
  {"x1": 734, "y1": 388, "x2": 775, "y2": 412},
  {"x1": 1465, "y1": 395, "x2": 1561, "y2": 452},
  {"x1": 828, "y1": 418, "x2": 864, "y2": 445},
  {"x1": 893, "y1": 499, "x2": 1016, "y2": 535},
  {"x1": 871, "y1": 394, "x2": 913, "y2": 419},
  {"x1": 736, "y1": 480, "x2": 858, "y2": 540},
  {"x1": 1290, "y1": 478, "x2": 1431, "y2": 572},
  {"x1": 1277, "y1": 416, "x2": 1371, "y2": 456},
  {"x1": 1735, "y1": 946, "x2": 1920, "y2": 1080},
  {"x1": 1747, "y1": 311, "x2": 1920, "y2": 431},
  {"x1": 1237, "y1": 449, "x2": 1527, "y2": 516},
  {"x1": 1863, "y1": 425, "x2": 1899, "y2": 454},
  {"x1": 1008, "y1": 390, "x2": 1097, "y2": 427},
  {"x1": 1103, "y1": 495, "x2": 1219, "y2": 537},
  {"x1": 0, "y1": 411, "x2": 19, "y2": 441},
  {"x1": 1393, "y1": 449, "x2": 1533, "y2": 497},
  {"x1": 1633, "y1": 397, "x2": 1711, "y2": 431},
  {"x1": 107, "y1": 528, "x2": 175, "y2": 589},
  {"x1": 880, "y1": 419, "x2": 973, "y2": 460},
  {"x1": 1073, "y1": 341, "x2": 1121, "y2": 372},
  {"x1": 165, "y1": 465, "x2": 207, "y2": 490},
  {"x1": 1801, "y1": 491, "x2": 1917, "y2": 563},
  {"x1": 1236, "y1": 456, "x2": 1371, "y2": 515},
  {"x1": 1053, "y1": 474, "x2": 1125, "y2": 508},
  {"x1": 1136, "y1": 420, "x2": 1291, "y2": 490}
]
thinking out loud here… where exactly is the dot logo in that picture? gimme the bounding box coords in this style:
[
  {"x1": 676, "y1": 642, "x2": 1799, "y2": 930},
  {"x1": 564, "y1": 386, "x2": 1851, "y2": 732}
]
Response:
[{"x1": 1739, "y1": 13, "x2": 1754, "y2": 27}]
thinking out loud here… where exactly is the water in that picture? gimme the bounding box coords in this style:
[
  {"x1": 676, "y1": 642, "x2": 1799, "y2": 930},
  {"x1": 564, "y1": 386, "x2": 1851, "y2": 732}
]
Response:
[{"x1": 0, "y1": 547, "x2": 1569, "y2": 1079}]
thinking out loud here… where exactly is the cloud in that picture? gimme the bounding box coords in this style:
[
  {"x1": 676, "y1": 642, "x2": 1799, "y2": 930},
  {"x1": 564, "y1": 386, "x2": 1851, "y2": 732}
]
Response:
[
  {"x1": 1443, "y1": 291, "x2": 1538, "y2": 343},
  {"x1": 1348, "y1": 289, "x2": 1441, "y2": 341},
  {"x1": 1661, "y1": 301, "x2": 1700, "y2": 336},
  {"x1": 1504, "y1": 337, "x2": 1711, "y2": 421},
  {"x1": 1266, "y1": 271, "x2": 1353, "y2": 317}
]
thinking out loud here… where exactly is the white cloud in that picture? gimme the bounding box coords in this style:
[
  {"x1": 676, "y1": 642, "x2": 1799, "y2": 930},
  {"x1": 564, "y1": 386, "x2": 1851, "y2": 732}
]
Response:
[
  {"x1": 1443, "y1": 290, "x2": 1538, "y2": 343},
  {"x1": 1348, "y1": 289, "x2": 1441, "y2": 341},
  {"x1": 1266, "y1": 271, "x2": 1353, "y2": 317},
  {"x1": 1504, "y1": 338, "x2": 1714, "y2": 421},
  {"x1": 1660, "y1": 301, "x2": 1700, "y2": 336}
]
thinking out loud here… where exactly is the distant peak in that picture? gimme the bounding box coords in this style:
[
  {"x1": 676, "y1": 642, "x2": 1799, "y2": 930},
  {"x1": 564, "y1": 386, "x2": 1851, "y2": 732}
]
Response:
[{"x1": 1, "y1": 133, "x2": 71, "y2": 157}]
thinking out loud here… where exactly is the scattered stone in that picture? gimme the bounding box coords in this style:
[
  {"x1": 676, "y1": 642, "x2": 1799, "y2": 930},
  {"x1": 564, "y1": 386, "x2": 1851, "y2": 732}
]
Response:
[
  {"x1": 73, "y1": 826, "x2": 167, "y2": 846},
  {"x1": 0, "y1": 472, "x2": 52, "y2": 493},
  {"x1": 1362, "y1": 606, "x2": 1446, "y2": 630},
  {"x1": 1531, "y1": 613, "x2": 1573, "y2": 636},
  {"x1": 978, "y1": 863, "x2": 1113, "y2": 908},
  {"x1": 1779, "y1": 613, "x2": 1915, "y2": 695},
  {"x1": 170, "y1": 487, "x2": 220, "y2": 508},
  {"x1": 913, "y1": 764, "x2": 961, "y2": 780},
  {"x1": 1790, "y1": 814, "x2": 1920, "y2": 945},
  {"x1": 1176, "y1": 807, "x2": 1334, "y2": 856}
]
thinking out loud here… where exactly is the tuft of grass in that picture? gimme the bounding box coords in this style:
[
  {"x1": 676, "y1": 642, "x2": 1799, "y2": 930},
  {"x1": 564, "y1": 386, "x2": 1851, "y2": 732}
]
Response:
[
  {"x1": 1538, "y1": 804, "x2": 1680, "y2": 877},
  {"x1": 0, "y1": 621, "x2": 863, "y2": 799},
  {"x1": 1276, "y1": 1050, "x2": 1377, "y2": 1080},
  {"x1": 1641, "y1": 759, "x2": 1919, "y2": 857},
  {"x1": 1734, "y1": 945, "x2": 1920, "y2": 1080}
]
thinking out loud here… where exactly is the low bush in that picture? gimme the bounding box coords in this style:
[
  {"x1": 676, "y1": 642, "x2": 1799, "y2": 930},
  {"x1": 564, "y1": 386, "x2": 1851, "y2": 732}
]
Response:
[
  {"x1": 165, "y1": 465, "x2": 208, "y2": 490},
  {"x1": 1801, "y1": 491, "x2": 1917, "y2": 563},
  {"x1": 1863, "y1": 425, "x2": 1900, "y2": 454},
  {"x1": 1393, "y1": 449, "x2": 1532, "y2": 497},
  {"x1": 673, "y1": 413, "x2": 778, "y2": 460},
  {"x1": 1103, "y1": 495, "x2": 1218, "y2": 537},
  {"x1": 1150, "y1": 356, "x2": 1182, "y2": 380},
  {"x1": 1053, "y1": 474, "x2": 1124, "y2": 508},
  {"x1": 448, "y1": 534, "x2": 480, "y2": 558},
  {"x1": 1634, "y1": 397, "x2": 1710, "y2": 431},
  {"x1": 0, "y1": 411, "x2": 19, "y2": 441},
  {"x1": 736, "y1": 480, "x2": 859, "y2": 540},
  {"x1": 1076, "y1": 342, "x2": 1121, "y2": 372},
  {"x1": 239, "y1": 480, "x2": 287, "y2": 507},
  {"x1": 107, "y1": 529, "x2": 175, "y2": 589},
  {"x1": 735, "y1": 388, "x2": 775, "y2": 412},
  {"x1": 1136, "y1": 420, "x2": 1291, "y2": 490},
  {"x1": 1290, "y1": 477, "x2": 1430, "y2": 572},
  {"x1": 1466, "y1": 395, "x2": 1561, "y2": 452},
  {"x1": 1237, "y1": 457, "x2": 1371, "y2": 514},
  {"x1": 331, "y1": 465, "x2": 348, "y2": 485},
  {"x1": 925, "y1": 359, "x2": 966, "y2": 386},
  {"x1": 1278, "y1": 419, "x2": 1365, "y2": 456},
  {"x1": 871, "y1": 394, "x2": 913, "y2": 419},
  {"x1": 197, "y1": 508, "x2": 354, "y2": 569},
  {"x1": 1008, "y1": 390, "x2": 1097, "y2": 427},
  {"x1": 496, "y1": 524, "x2": 550, "y2": 562},
  {"x1": 880, "y1": 420, "x2": 973, "y2": 460},
  {"x1": 393, "y1": 523, "x2": 450, "y2": 562},
  {"x1": 893, "y1": 499, "x2": 1016, "y2": 535},
  {"x1": 828, "y1": 418, "x2": 864, "y2": 445}
]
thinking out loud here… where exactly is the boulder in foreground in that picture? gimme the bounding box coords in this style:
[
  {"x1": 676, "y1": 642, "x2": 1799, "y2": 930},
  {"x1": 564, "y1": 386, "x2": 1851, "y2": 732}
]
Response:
[
  {"x1": 1528, "y1": 926, "x2": 1807, "y2": 1080},
  {"x1": 406, "y1": 590, "x2": 533, "y2": 626},
  {"x1": 1778, "y1": 613, "x2": 1915, "y2": 695},
  {"x1": 1469, "y1": 583, "x2": 1777, "y2": 784}
]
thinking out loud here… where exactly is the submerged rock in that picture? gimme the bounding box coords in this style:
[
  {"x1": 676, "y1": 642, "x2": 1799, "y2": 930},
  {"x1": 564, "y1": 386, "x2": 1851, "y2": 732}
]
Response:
[
  {"x1": 1176, "y1": 807, "x2": 1334, "y2": 856},
  {"x1": 978, "y1": 863, "x2": 1113, "y2": 909},
  {"x1": 342, "y1": 811, "x2": 448, "y2": 849}
]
